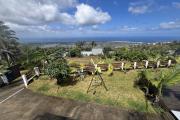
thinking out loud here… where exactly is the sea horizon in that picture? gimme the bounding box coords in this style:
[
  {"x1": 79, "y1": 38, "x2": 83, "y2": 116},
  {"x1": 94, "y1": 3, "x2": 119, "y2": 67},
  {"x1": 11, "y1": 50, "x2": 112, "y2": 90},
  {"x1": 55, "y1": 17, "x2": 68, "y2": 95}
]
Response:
[{"x1": 21, "y1": 36, "x2": 180, "y2": 44}]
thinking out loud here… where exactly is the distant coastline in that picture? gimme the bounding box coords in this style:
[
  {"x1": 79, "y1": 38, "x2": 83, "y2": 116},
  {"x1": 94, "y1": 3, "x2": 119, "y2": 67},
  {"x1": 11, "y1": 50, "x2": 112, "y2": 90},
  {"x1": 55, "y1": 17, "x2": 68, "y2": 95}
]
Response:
[{"x1": 21, "y1": 36, "x2": 180, "y2": 44}]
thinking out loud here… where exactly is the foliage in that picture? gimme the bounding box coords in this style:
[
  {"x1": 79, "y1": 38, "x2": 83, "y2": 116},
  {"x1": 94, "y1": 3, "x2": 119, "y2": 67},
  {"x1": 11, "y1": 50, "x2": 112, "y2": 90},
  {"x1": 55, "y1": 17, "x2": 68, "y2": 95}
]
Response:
[
  {"x1": 107, "y1": 64, "x2": 113, "y2": 76},
  {"x1": 103, "y1": 47, "x2": 113, "y2": 58},
  {"x1": 19, "y1": 46, "x2": 66, "y2": 70},
  {"x1": 20, "y1": 46, "x2": 45, "y2": 69},
  {"x1": 0, "y1": 21, "x2": 21, "y2": 67},
  {"x1": 112, "y1": 42, "x2": 180, "y2": 62},
  {"x1": 75, "y1": 41, "x2": 86, "y2": 50},
  {"x1": 90, "y1": 41, "x2": 97, "y2": 48},
  {"x1": 157, "y1": 65, "x2": 180, "y2": 96},
  {"x1": 68, "y1": 48, "x2": 81, "y2": 57},
  {"x1": 135, "y1": 66, "x2": 180, "y2": 102},
  {"x1": 135, "y1": 71, "x2": 158, "y2": 99},
  {"x1": 45, "y1": 58, "x2": 71, "y2": 85},
  {"x1": 114, "y1": 48, "x2": 148, "y2": 61}
]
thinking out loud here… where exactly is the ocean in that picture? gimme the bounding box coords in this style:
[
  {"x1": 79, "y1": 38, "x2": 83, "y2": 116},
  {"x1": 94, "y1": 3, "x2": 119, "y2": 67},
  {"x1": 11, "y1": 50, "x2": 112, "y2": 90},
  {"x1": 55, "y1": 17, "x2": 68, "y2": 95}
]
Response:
[{"x1": 22, "y1": 36, "x2": 180, "y2": 44}]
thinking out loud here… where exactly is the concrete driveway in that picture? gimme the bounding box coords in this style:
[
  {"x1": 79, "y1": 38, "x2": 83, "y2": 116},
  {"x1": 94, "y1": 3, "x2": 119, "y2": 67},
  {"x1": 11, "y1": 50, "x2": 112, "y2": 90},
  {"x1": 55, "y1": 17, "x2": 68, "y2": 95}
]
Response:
[{"x1": 0, "y1": 84, "x2": 173, "y2": 120}]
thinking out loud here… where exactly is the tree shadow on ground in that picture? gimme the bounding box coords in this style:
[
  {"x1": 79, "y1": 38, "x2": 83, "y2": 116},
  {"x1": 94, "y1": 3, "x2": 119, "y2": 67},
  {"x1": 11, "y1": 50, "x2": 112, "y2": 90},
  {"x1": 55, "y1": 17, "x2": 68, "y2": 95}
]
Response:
[
  {"x1": 56, "y1": 76, "x2": 79, "y2": 87},
  {"x1": 33, "y1": 113, "x2": 76, "y2": 120},
  {"x1": 134, "y1": 72, "x2": 159, "y2": 102}
]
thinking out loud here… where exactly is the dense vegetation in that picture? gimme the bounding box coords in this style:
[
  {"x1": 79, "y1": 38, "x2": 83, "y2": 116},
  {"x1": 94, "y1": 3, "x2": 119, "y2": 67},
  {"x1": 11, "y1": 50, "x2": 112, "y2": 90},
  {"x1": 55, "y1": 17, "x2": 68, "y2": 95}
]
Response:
[
  {"x1": 0, "y1": 21, "x2": 21, "y2": 68},
  {"x1": 111, "y1": 43, "x2": 180, "y2": 62},
  {"x1": 45, "y1": 57, "x2": 71, "y2": 85}
]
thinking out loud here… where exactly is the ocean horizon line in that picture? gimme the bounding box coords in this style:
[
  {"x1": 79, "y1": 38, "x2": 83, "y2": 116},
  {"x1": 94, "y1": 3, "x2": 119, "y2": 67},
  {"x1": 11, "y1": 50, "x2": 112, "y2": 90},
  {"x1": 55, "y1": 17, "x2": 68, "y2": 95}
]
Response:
[{"x1": 20, "y1": 36, "x2": 180, "y2": 44}]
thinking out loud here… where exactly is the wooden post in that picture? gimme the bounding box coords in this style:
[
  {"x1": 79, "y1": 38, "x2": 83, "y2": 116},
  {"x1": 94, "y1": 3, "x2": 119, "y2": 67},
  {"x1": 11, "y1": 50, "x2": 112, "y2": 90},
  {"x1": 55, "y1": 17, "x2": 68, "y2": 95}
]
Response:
[
  {"x1": 121, "y1": 62, "x2": 124, "y2": 70},
  {"x1": 22, "y1": 74, "x2": 28, "y2": 88},
  {"x1": 145, "y1": 60, "x2": 149, "y2": 69},
  {"x1": 167, "y1": 60, "x2": 171, "y2": 67},
  {"x1": 134, "y1": 62, "x2": 137, "y2": 69},
  {"x1": 157, "y1": 61, "x2": 160, "y2": 68},
  {"x1": 0, "y1": 73, "x2": 9, "y2": 84},
  {"x1": 34, "y1": 67, "x2": 40, "y2": 76}
]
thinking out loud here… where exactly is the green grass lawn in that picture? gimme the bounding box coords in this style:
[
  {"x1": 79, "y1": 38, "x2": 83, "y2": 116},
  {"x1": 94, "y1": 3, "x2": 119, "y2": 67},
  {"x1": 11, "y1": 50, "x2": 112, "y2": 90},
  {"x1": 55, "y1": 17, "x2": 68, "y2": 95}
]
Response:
[
  {"x1": 28, "y1": 70, "x2": 163, "y2": 113},
  {"x1": 28, "y1": 56, "x2": 180, "y2": 114}
]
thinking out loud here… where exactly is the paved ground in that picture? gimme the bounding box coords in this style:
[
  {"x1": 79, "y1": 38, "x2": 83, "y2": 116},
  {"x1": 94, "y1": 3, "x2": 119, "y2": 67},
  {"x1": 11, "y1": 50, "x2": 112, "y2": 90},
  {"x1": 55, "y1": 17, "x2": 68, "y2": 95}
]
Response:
[
  {"x1": 0, "y1": 79, "x2": 24, "y2": 102},
  {"x1": 162, "y1": 84, "x2": 180, "y2": 111},
  {"x1": 0, "y1": 83, "x2": 173, "y2": 120}
]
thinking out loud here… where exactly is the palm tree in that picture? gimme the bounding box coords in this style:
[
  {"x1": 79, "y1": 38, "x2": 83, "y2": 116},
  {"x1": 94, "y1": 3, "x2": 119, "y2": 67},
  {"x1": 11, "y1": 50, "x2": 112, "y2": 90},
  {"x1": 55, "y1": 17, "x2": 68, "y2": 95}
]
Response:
[
  {"x1": 0, "y1": 21, "x2": 20, "y2": 66},
  {"x1": 157, "y1": 65, "x2": 180, "y2": 97},
  {"x1": 75, "y1": 41, "x2": 86, "y2": 50},
  {"x1": 91, "y1": 41, "x2": 97, "y2": 48},
  {"x1": 0, "y1": 49, "x2": 15, "y2": 67},
  {"x1": 136, "y1": 66, "x2": 180, "y2": 102}
]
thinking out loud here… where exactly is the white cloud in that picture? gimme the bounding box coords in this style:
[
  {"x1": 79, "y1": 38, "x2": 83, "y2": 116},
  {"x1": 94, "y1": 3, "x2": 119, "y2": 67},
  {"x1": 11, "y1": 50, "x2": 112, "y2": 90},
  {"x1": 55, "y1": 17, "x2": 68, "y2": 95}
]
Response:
[
  {"x1": 0, "y1": 0, "x2": 77, "y2": 25},
  {"x1": 74, "y1": 4, "x2": 111, "y2": 25},
  {"x1": 160, "y1": 21, "x2": 180, "y2": 29},
  {"x1": 172, "y1": 2, "x2": 180, "y2": 9},
  {"x1": 5, "y1": 22, "x2": 52, "y2": 33},
  {"x1": 128, "y1": 0, "x2": 154, "y2": 15},
  {"x1": 120, "y1": 26, "x2": 138, "y2": 31},
  {"x1": 0, "y1": 0, "x2": 111, "y2": 26},
  {"x1": 128, "y1": 5, "x2": 149, "y2": 14},
  {"x1": 0, "y1": 0, "x2": 112, "y2": 39}
]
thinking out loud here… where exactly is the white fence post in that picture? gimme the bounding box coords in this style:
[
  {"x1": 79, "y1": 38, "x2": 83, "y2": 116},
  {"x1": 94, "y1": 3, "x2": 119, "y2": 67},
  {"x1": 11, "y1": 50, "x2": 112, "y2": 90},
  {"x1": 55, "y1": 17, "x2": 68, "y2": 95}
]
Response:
[
  {"x1": 34, "y1": 67, "x2": 40, "y2": 76},
  {"x1": 121, "y1": 62, "x2": 124, "y2": 70},
  {"x1": 157, "y1": 61, "x2": 160, "y2": 68},
  {"x1": 22, "y1": 74, "x2": 28, "y2": 88},
  {"x1": 133, "y1": 62, "x2": 137, "y2": 69},
  {"x1": 145, "y1": 60, "x2": 149, "y2": 69},
  {"x1": 0, "y1": 73, "x2": 9, "y2": 84},
  {"x1": 168, "y1": 60, "x2": 171, "y2": 67}
]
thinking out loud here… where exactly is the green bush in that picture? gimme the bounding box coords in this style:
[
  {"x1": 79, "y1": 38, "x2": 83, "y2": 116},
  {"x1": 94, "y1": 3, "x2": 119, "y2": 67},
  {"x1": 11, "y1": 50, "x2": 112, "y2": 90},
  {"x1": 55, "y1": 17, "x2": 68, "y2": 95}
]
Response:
[
  {"x1": 45, "y1": 58, "x2": 71, "y2": 85},
  {"x1": 68, "y1": 48, "x2": 81, "y2": 57},
  {"x1": 114, "y1": 48, "x2": 148, "y2": 61}
]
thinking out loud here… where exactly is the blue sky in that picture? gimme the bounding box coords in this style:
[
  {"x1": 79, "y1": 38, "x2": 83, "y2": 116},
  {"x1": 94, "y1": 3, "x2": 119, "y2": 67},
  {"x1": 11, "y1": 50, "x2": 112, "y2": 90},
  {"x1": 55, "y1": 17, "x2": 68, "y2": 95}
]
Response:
[{"x1": 0, "y1": 0, "x2": 180, "y2": 41}]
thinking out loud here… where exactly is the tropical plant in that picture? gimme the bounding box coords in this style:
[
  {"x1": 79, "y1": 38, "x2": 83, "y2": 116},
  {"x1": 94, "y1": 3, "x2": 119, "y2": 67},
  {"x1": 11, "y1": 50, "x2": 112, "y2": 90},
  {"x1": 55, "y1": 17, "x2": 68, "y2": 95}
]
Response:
[
  {"x1": 114, "y1": 48, "x2": 148, "y2": 61},
  {"x1": 45, "y1": 58, "x2": 71, "y2": 85},
  {"x1": 75, "y1": 41, "x2": 86, "y2": 50},
  {"x1": 135, "y1": 70, "x2": 159, "y2": 102},
  {"x1": 103, "y1": 47, "x2": 112, "y2": 58},
  {"x1": 135, "y1": 66, "x2": 180, "y2": 102},
  {"x1": 157, "y1": 65, "x2": 180, "y2": 96},
  {"x1": 0, "y1": 21, "x2": 21, "y2": 67},
  {"x1": 91, "y1": 41, "x2": 97, "y2": 48},
  {"x1": 107, "y1": 64, "x2": 113, "y2": 76},
  {"x1": 68, "y1": 48, "x2": 81, "y2": 57}
]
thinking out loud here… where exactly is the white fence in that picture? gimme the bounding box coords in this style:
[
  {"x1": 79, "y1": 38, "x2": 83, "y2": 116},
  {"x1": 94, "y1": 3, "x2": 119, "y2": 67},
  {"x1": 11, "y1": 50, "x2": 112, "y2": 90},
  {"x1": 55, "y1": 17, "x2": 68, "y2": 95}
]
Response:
[{"x1": 21, "y1": 67, "x2": 40, "y2": 88}]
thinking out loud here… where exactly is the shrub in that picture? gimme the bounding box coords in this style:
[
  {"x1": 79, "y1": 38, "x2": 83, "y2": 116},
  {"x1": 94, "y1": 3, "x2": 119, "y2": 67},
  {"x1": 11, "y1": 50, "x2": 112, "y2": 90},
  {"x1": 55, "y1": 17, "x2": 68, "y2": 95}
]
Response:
[
  {"x1": 103, "y1": 47, "x2": 113, "y2": 58},
  {"x1": 45, "y1": 58, "x2": 71, "y2": 85},
  {"x1": 68, "y1": 48, "x2": 81, "y2": 57},
  {"x1": 135, "y1": 71, "x2": 158, "y2": 99},
  {"x1": 114, "y1": 49, "x2": 148, "y2": 61}
]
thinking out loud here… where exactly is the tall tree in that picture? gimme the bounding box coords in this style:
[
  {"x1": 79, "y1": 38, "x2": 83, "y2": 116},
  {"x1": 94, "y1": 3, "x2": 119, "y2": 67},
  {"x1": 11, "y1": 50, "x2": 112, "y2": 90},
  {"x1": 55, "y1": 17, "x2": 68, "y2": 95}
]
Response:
[
  {"x1": 75, "y1": 41, "x2": 86, "y2": 50},
  {"x1": 0, "y1": 21, "x2": 20, "y2": 66},
  {"x1": 91, "y1": 41, "x2": 97, "y2": 48}
]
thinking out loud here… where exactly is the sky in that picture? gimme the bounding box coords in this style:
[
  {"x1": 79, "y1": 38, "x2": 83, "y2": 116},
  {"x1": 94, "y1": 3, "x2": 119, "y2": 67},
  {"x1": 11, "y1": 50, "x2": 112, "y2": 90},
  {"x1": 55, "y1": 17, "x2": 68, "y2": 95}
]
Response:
[{"x1": 0, "y1": 0, "x2": 180, "y2": 41}]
